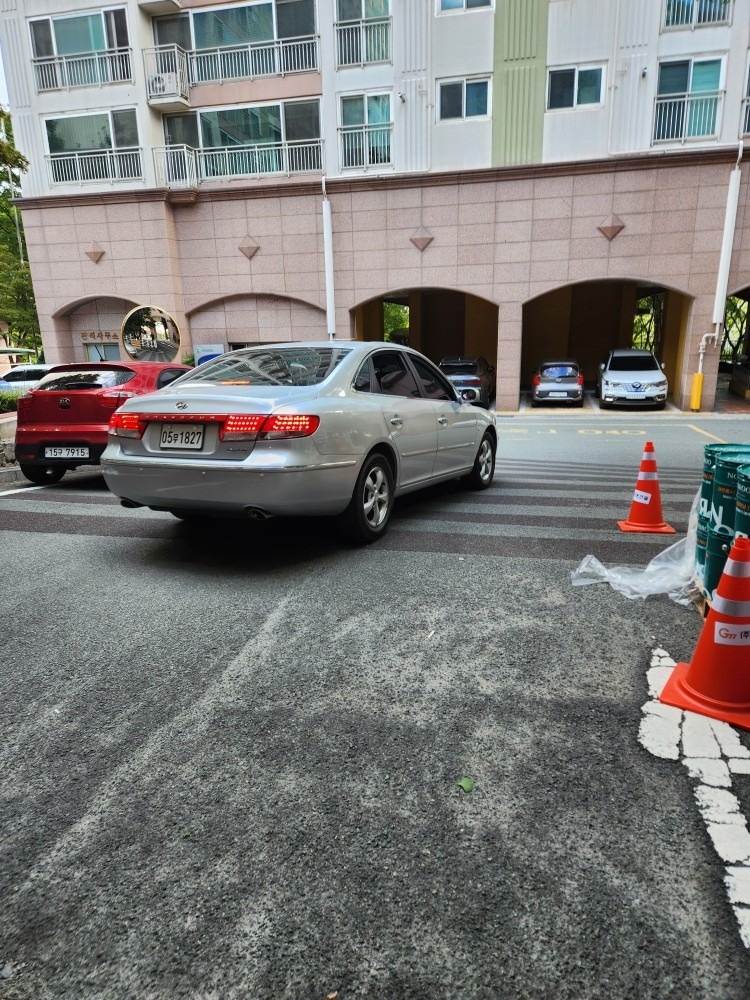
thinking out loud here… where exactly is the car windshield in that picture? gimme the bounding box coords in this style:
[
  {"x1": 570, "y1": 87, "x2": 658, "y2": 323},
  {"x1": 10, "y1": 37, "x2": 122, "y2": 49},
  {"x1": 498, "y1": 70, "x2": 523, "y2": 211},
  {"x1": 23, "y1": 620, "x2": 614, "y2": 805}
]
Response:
[
  {"x1": 36, "y1": 368, "x2": 135, "y2": 392},
  {"x1": 541, "y1": 365, "x2": 578, "y2": 378},
  {"x1": 441, "y1": 363, "x2": 478, "y2": 376},
  {"x1": 607, "y1": 355, "x2": 660, "y2": 372},
  {"x1": 36, "y1": 369, "x2": 136, "y2": 390},
  {"x1": 180, "y1": 347, "x2": 352, "y2": 387}
]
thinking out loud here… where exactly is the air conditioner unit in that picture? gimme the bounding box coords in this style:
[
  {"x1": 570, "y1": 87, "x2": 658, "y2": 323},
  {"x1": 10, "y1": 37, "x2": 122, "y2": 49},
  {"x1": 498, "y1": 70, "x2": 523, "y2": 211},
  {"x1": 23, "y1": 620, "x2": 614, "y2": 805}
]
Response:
[{"x1": 150, "y1": 72, "x2": 178, "y2": 97}]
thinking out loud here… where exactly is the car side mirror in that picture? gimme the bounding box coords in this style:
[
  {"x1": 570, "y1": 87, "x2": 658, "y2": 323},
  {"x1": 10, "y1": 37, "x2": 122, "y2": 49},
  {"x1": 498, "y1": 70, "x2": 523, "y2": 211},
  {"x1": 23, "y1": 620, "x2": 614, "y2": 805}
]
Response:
[
  {"x1": 599, "y1": 363, "x2": 605, "y2": 371},
  {"x1": 660, "y1": 362, "x2": 665, "y2": 370}
]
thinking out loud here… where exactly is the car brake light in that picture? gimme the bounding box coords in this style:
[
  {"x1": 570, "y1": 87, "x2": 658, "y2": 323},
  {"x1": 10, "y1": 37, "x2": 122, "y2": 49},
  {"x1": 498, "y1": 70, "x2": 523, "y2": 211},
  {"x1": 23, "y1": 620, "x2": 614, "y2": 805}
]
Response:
[
  {"x1": 16, "y1": 395, "x2": 33, "y2": 412},
  {"x1": 219, "y1": 414, "x2": 266, "y2": 441},
  {"x1": 577, "y1": 374, "x2": 584, "y2": 386},
  {"x1": 109, "y1": 412, "x2": 146, "y2": 438},
  {"x1": 462, "y1": 377, "x2": 481, "y2": 386},
  {"x1": 259, "y1": 414, "x2": 320, "y2": 439},
  {"x1": 532, "y1": 375, "x2": 541, "y2": 386},
  {"x1": 98, "y1": 390, "x2": 134, "y2": 409}
]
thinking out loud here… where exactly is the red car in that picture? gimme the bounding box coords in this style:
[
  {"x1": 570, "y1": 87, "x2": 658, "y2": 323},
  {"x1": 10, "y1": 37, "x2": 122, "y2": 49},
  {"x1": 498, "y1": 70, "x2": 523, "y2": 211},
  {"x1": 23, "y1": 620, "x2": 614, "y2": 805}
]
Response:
[{"x1": 15, "y1": 361, "x2": 191, "y2": 485}]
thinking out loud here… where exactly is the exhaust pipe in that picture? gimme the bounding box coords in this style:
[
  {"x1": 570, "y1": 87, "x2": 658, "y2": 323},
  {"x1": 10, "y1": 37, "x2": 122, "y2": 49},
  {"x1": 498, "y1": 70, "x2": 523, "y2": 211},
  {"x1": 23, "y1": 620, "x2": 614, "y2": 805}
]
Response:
[
  {"x1": 244, "y1": 506, "x2": 273, "y2": 521},
  {"x1": 120, "y1": 498, "x2": 144, "y2": 509}
]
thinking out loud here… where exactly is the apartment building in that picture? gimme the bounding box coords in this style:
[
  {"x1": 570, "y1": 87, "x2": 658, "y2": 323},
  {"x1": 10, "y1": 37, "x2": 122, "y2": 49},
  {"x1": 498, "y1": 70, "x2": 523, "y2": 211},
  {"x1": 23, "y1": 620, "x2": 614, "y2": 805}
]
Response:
[{"x1": 0, "y1": 0, "x2": 748, "y2": 410}]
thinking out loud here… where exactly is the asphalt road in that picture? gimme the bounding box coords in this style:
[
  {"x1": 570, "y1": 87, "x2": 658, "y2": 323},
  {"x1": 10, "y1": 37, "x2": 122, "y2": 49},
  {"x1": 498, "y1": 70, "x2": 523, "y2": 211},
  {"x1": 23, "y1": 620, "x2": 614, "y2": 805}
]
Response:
[{"x1": 2, "y1": 408, "x2": 750, "y2": 999}]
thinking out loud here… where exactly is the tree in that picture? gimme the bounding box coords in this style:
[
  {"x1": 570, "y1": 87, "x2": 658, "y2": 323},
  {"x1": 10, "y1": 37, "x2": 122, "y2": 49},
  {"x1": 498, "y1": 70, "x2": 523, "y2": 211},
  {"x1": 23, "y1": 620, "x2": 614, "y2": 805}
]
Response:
[
  {"x1": 383, "y1": 301, "x2": 409, "y2": 343},
  {"x1": 0, "y1": 109, "x2": 40, "y2": 358}
]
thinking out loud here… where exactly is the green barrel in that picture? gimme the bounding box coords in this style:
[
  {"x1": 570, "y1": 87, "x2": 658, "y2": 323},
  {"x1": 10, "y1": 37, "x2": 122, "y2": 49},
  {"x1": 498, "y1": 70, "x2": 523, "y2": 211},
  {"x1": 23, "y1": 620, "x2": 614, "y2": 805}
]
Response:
[
  {"x1": 701, "y1": 443, "x2": 748, "y2": 519},
  {"x1": 736, "y1": 465, "x2": 750, "y2": 541},
  {"x1": 704, "y1": 527, "x2": 733, "y2": 598},
  {"x1": 712, "y1": 449, "x2": 750, "y2": 537},
  {"x1": 695, "y1": 512, "x2": 710, "y2": 581}
]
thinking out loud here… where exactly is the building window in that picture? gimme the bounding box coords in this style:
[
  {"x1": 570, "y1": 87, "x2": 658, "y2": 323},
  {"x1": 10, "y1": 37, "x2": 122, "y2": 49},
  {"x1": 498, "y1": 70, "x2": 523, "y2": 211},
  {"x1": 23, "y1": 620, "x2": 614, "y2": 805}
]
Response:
[
  {"x1": 547, "y1": 66, "x2": 603, "y2": 109},
  {"x1": 164, "y1": 99, "x2": 321, "y2": 176},
  {"x1": 653, "y1": 58, "x2": 722, "y2": 141},
  {"x1": 30, "y1": 8, "x2": 130, "y2": 90},
  {"x1": 439, "y1": 0, "x2": 491, "y2": 10},
  {"x1": 438, "y1": 79, "x2": 489, "y2": 120},
  {"x1": 86, "y1": 343, "x2": 121, "y2": 362},
  {"x1": 336, "y1": 0, "x2": 391, "y2": 66},
  {"x1": 339, "y1": 93, "x2": 392, "y2": 168},
  {"x1": 664, "y1": 0, "x2": 731, "y2": 28},
  {"x1": 45, "y1": 109, "x2": 141, "y2": 183}
]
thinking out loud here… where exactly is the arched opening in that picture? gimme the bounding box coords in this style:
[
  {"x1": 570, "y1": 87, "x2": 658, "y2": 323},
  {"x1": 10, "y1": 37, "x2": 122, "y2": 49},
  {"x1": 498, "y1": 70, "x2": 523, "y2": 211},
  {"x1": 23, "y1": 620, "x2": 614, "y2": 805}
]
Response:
[
  {"x1": 522, "y1": 279, "x2": 692, "y2": 407},
  {"x1": 723, "y1": 290, "x2": 750, "y2": 404},
  {"x1": 352, "y1": 286, "x2": 499, "y2": 368},
  {"x1": 52, "y1": 296, "x2": 138, "y2": 364}
]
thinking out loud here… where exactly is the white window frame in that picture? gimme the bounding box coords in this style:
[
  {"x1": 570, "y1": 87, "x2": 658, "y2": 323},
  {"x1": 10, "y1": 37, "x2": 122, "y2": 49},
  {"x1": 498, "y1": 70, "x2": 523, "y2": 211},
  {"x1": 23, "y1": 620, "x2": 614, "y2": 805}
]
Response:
[
  {"x1": 436, "y1": 77, "x2": 491, "y2": 123},
  {"x1": 546, "y1": 64, "x2": 605, "y2": 111},
  {"x1": 164, "y1": 97, "x2": 322, "y2": 150},
  {"x1": 437, "y1": 0, "x2": 492, "y2": 13},
  {"x1": 338, "y1": 90, "x2": 393, "y2": 170},
  {"x1": 43, "y1": 105, "x2": 141, "y2": 155},
  {"x1": 29, "y1": 6, "x2": 129, "y2": 58}
]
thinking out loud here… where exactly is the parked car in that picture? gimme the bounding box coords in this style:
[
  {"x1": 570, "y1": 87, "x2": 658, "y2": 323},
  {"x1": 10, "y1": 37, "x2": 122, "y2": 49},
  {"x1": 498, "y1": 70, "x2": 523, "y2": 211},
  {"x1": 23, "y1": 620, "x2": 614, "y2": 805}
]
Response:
[
  {"x1": 101, "y1": 342, "x2": 497, "y2": 543},
  {"x1": 0, "y1": 363, "x2": 52, "y2": 393},
  {"x1": 438, "y1": 356, "x2": 496, "y2": 408},
  {"x1": 15, "y1": 361, "x2": 191, "y2": 485},
  {"x1": 530, "y1": 358, "x2": 584, "y2": 407},
  {"x1": 596, "y1": 348, "x2": 668, "y2": 409}
]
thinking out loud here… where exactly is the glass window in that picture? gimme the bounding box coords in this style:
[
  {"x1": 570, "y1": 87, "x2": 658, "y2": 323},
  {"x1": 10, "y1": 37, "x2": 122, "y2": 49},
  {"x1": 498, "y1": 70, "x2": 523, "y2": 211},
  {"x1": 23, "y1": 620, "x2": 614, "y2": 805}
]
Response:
[
  {"x1": 547, "y1": 66, "x2": 603, "y2": 109},
  {"x1": 193, "y1": 5, "x2": 273, "y2": 48},
  {"x1": 46, "y1": 113, "x2": 112, "y2": 153},
  {"x1": 179, "y1": 347, "x2": 352, "y2": 386},
  {"x1": 283, "y1": 100, "x2": 320, "y2": 140},
  {"x1": 438, "y1": 79, "x2": 489, "y2": 120},
  {"x1": 164, "y1": 112, "x2": 200, "y2": 147},
  {"x1": 372, "y1": 352, "x2": 420, "y2": 397},
  {"x1": 440, "y1": 0, "x2": 490, "y2": 8},
  {"x1": 410, "y1": 357, "x2": 453, "y2": 400},
  {"x1": 154, "y1": 14, "x2": 192, "y2": 49},
  {"x1": 38, "y1": 367, "x2": 135, "y2": 389},
  {"x1": 354, "y1": 359, "x2": 373, "y2": 392},
  {"x1": 338, "y1": 0, "x2": 389, "y2": 16},
  {"x1": 85, "y1": 344, "x2": 121, "y2": 362},
  {"x1": 277, "y1": 0, "x2": 316, "y2": 37}
]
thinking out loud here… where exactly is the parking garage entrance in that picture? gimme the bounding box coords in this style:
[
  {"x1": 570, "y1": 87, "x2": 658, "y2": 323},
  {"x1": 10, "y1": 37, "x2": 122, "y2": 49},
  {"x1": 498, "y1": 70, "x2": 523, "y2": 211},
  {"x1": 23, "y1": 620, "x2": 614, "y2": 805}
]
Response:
[
  {"x1": 352, "y1": 288, "x2": 499, "y2": 372},
  {"x1": 522, "y1": 280, "x2": 691, "y2": 403}
]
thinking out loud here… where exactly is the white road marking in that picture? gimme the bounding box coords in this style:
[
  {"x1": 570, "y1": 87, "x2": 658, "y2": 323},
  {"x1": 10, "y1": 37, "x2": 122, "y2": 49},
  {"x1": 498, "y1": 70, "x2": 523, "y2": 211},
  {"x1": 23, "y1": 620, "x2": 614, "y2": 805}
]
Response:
[{"x1": 639, "y1": 648, "x2": 750, "y2": 947}]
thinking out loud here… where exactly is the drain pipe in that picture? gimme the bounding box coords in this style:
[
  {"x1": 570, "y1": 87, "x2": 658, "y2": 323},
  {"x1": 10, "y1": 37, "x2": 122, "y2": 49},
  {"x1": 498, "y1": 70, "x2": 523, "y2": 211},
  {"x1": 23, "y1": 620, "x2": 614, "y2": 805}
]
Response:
[
  {"x1": 322, "y1": 176, "x2": 336, "y2": 341},
  {"x1": 690, "y1": 142, "x2": 743, "y2": 411}
]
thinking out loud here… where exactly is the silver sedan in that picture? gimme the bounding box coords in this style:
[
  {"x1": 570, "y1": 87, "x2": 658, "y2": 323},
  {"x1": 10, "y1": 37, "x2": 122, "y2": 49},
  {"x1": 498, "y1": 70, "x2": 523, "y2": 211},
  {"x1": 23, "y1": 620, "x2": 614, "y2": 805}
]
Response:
[{"x1": 101, "y1": 342, "x2": 497, "y2": 542}]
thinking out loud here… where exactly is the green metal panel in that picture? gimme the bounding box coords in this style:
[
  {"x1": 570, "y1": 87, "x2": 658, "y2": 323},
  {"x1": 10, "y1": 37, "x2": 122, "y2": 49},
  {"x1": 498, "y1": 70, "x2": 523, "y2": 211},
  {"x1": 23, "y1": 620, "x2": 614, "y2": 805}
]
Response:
[{"x1": 491, "y1": 0, "x2": 548, "y2": 166}]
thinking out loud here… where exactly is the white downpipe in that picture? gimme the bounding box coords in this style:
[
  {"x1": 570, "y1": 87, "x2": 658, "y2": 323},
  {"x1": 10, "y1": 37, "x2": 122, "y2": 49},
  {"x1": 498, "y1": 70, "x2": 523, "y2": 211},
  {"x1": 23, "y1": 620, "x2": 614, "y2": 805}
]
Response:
[
  {"x1": 712, "y1": 144, "x2": 743, "y2": 326},
  {"x1": 322, "y1": 177, "x2": 336, "y2": 340}
]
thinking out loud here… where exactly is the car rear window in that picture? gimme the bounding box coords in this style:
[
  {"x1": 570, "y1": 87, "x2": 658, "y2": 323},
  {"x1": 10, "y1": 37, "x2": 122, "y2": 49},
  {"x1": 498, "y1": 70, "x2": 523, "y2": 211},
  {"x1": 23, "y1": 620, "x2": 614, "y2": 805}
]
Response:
[
  {"x1": 181, "y1": 347, "x2": 352, "y2": 387},
  {"x1": 441, "y1": 363, "x2": 478, "y2": 376},
  {"x1": 2, "y1": 367, "x2": 49, "y2": 382},
  {"x1": 36, "y1": 369, "x2": 137, "y2": 390},
  {"x1": 607, "y1": 355, "x2": 660, "y2": 372},
  {"x1": 541, "y1": 365, "x2": 578, "y2": 378}
]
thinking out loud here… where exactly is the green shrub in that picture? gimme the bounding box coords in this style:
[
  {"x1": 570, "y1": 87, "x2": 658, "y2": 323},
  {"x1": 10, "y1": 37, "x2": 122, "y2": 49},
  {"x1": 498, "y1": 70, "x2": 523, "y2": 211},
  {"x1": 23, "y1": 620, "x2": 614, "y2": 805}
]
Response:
[{"x1": 0, "y1": 390, "x2": 21, "y2": 414}]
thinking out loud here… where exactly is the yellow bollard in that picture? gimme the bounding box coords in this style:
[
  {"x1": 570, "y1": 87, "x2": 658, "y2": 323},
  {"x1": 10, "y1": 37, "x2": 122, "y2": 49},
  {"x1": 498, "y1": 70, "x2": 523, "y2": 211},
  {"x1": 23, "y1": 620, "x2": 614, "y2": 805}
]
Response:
[{"x1": 690, "y1": 372, "x2": 704, "y2": 412}]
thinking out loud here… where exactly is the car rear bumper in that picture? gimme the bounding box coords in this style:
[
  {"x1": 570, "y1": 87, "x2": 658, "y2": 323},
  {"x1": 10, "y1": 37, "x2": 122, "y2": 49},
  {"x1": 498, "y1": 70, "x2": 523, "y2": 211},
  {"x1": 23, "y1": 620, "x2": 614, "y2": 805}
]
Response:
[
  {"x1": 101, "y1": 457, "x2": 358, "y2": 517},
  {"x1": 14, "y1": 439, "x2": 107, "y2": 466},
  {"x1": 531, "y1": 389, "x2": 583, "y2": 402}
]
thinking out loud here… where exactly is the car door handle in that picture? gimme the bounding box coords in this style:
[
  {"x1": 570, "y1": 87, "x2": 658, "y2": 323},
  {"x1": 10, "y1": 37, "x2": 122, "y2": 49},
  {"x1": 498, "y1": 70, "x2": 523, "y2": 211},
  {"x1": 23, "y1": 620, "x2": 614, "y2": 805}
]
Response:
[
  {"x1": 390, "y1": 416, "x2": 403, "y2": 427},
  {"x1": 437, "y1": 416, "x2": 448, "y2": 425}
]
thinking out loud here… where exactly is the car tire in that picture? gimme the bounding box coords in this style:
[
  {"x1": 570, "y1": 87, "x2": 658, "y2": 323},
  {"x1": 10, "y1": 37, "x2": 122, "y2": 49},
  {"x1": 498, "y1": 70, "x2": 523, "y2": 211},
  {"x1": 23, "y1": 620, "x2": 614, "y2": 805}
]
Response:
[
  {"x1": 600, "y1": 400, "x2": 612, "y2": 410},
  {"x1": 463, "y1": 432, "x2": 495, "y2": 490},
  {"x1": 340, "y1": 451, "x2": 395, "y2": 543},
  {"x1": 575, "y1": 398, "x2": 584, "y2": 408},
  {"x1": 20, "y1": 464, "x2": 66, "y2": 485}
]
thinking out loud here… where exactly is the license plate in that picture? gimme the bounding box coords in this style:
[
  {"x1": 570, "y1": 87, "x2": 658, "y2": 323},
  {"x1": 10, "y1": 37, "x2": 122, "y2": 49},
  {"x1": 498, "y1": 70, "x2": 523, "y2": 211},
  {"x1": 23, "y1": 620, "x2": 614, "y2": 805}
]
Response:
[
  {"x1": 159, "y1": 424, "x2": 204, "y2": 450},
  {"x1": 549, "y1": 391, "x2": 568, "y2": 398},
  {"x1": 626, "y1": 392, "x2": 646, "y2": 399},
  {"x1": 44, "y1": 446, "x2": 89, "y2": 459}
]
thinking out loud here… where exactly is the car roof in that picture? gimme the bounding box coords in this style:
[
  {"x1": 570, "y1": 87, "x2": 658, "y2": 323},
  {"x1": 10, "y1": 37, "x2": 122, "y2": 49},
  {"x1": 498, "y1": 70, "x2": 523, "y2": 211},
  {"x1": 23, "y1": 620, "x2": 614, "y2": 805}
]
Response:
[
  {"x1": 45, "y1": 361, "x2": 190, "y2": 373},
  {"x1": 439, "y1": 356, "x2": 483, "y2": 363},
  {"x1": 538, "y1": 358, "x2": 579, "y2": 366},
  {"x1": 608, "y1": 348, "x2": 654, "y2": 356}
]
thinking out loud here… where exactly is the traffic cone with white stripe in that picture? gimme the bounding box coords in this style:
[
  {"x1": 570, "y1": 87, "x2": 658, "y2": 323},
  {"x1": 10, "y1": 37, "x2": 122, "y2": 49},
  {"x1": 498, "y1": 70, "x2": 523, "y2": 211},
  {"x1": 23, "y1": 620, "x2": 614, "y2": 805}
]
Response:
[
  {"x1": 660, "y1": 536, "x2": 750, "y2": 730},
  {"x1": 617, "y1": 440, "x2": 675, "y2": 534}
]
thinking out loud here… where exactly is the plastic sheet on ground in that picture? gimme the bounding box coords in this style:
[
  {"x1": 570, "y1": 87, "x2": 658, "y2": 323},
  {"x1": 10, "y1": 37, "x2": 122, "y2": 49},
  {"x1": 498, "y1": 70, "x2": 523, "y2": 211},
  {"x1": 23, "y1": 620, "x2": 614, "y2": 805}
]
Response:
[{"x1": 570, "y1": 491, "x2": 701, "y2": 606}]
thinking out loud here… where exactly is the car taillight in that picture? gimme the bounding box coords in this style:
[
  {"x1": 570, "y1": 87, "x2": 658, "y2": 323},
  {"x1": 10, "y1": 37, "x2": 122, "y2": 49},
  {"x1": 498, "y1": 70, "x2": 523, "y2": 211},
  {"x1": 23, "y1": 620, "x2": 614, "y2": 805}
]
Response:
[
  {"x1": 219, "y1": 413, "x2": 320, "y2": 441},
  {"x1": 109, "y1": 412, "x2": 146, "y2": 438},
  {"x1": 98, "y1": 390, "x2": 134, "y2": 410},
  {"x1": 16, "y1": 395, "x2": 33, "y2": 412},
  {"x1": 462, "y1": 377, "x2": 481, "y2": 385},
  {"x1": 577, "y1": 374, "x2": 584, "y2": 386},
  {"x1": 259, "y1": 414, "x2": 320, "y2": 439},
  {"x1": 532, "y1": 375, "x2": 541, "y2": 386}
]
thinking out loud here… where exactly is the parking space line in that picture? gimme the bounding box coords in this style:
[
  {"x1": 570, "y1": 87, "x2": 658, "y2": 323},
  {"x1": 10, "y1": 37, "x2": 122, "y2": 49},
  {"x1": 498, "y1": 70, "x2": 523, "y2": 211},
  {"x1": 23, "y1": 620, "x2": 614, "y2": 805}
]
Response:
[{"x1": 686, "y1": 424, "x2": 727, "y2": 443}]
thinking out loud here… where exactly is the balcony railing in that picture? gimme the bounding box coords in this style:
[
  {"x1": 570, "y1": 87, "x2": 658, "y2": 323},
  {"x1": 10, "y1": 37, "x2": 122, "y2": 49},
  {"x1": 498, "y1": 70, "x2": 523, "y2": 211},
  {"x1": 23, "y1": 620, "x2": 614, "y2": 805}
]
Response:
[
  {"x1": 189, "y1": 36, "x2": 319, "y2": 83},
  {"x1": 153, "y1": 140, "x2": 323, "y2": 188},
  {"x1": 47, "y1": 148, "x2": 143, "y2": 185},
  {"x1": 335, "y1": 18, "x2": 392, "y2": 67},
  {"x1": 652, "y1": 91, "x2": 723, "y2": 143},
  {"x1": 143, "y1": 46, "x2": 190, "y2": 102},
  {"x1": 339, "y1": 124, "x2": 392, "y2": 170},
  {"x1": 664, "y1": 0, "x2": 731, "y2": 27},
  {"x1": 33, "y1": 49, "x2": 132, "y2": 92}
]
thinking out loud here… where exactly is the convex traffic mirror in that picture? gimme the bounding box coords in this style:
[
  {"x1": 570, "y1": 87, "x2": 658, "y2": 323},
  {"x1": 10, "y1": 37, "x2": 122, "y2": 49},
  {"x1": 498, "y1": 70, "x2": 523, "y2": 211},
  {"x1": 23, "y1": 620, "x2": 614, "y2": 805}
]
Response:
[{"x1": 120, "y1": 306, "x2": 180, "y2": 363}]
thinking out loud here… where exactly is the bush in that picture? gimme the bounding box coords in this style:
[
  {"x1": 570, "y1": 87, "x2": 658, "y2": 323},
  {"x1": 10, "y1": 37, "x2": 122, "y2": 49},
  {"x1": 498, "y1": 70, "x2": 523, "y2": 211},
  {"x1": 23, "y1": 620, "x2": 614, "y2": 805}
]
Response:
[{"x1": 0, "y1": 390, "x2": 21, "y2": 413}]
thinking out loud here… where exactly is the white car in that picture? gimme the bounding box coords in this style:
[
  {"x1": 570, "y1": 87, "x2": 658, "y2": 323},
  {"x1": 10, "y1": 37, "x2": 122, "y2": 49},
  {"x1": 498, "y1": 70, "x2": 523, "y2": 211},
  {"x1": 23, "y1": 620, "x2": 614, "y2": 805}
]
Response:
[
  {"x1": 597, "y1": 349, "x2": 668, "y2": 409},
  {"x1": 101, "y1": 342, "x2": 498, "y2": 543},
  {"x1": 0, "y1": 363, "x2": 53, "y2": 394}
]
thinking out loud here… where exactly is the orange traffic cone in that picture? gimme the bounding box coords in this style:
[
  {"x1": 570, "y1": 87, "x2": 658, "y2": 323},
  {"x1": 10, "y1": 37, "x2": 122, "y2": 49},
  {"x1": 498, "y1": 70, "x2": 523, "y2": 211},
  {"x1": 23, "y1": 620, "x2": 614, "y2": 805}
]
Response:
[
  {"x1": 617, "y1": 441, "x2": 675, "y2": 534},
  {"x1": 659, "y1": 536, "x2": 750, "y2": 729}
]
